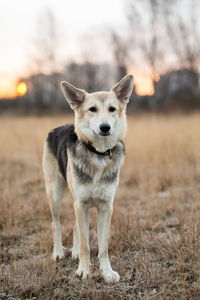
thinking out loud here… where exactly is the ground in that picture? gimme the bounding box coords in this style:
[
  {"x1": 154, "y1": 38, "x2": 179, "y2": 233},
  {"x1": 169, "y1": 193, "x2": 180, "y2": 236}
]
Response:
[{"x1": 0, "y1": 113, "x2": 200, "y2": 299}]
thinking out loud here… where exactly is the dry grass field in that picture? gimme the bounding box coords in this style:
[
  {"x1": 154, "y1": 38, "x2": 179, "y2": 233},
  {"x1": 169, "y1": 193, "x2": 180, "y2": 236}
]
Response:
[{"x1": 1, "y1": 113, "x2": 200, "y2": 299}]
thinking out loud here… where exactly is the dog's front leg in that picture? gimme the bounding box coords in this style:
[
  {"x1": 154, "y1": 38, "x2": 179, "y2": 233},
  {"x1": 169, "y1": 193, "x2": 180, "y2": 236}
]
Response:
[
  {"x1": 74, "y1": 201, "x2": 90, "y2": 279},
  {"x1": 97, "y1": 202, "x2": 120, "y2": 283}
]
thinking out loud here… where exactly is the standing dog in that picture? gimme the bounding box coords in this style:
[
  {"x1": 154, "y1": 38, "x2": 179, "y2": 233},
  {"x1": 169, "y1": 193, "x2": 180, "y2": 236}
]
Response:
[{"x1": 42, "y1": 74, "x2": 133, "y2": 283}]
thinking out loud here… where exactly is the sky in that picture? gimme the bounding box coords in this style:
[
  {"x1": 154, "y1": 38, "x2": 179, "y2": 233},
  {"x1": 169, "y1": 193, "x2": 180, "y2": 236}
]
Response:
[
  {"x1": 0, "y1": 0, "x2": 125, "y2": 75},
  {"x1": 0, "y1": 0, "x2": 156, "y2": 97},
  {"x1": 0, "y1": 0, "x2": 128, "y2": 97}
]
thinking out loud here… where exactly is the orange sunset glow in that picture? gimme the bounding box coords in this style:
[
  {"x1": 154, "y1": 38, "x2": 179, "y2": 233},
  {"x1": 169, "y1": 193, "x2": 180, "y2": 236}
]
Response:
[
  {"x1": 134, "y1": 75, "x2": 155, "y2": 96},
  {"x1": 16, "y1": 82, "x2": 27, "y2": 96},
  {"x1": 0, "y1": 79, "x2": 27, "y2": 99},
  {"x1": 0, "y1": 77, "x2": 17, "y2": 98}
]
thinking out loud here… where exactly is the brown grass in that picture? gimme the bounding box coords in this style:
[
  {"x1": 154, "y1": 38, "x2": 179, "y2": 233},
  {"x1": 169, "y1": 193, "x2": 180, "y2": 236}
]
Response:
[{"x1": 1, "y1": 113, "x2": 200, "y2": 299}]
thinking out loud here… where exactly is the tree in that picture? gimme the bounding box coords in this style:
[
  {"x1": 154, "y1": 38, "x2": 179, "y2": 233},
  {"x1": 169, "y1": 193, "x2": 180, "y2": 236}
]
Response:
[
  {"x1": 28, "y1": 8, "x2": 63, "y2": 109},
  {"x1": 126, "y1": 0, "x2": 166, "y2": 78},
  {"x1": 110, "y1": 30, "x2": 129, "y2": 80},
  {"x1": 163, "y1": 0, "x2": 200, "y2": 72},
  {"x1": 31, "y1": 8, "x2": 61, "y2": 74}
]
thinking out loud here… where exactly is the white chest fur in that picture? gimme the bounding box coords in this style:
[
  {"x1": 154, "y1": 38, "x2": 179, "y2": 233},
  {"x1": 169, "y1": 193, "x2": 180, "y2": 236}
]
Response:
[{"x1": 68, "y1": 150, "x2": 124, "y2": 206}]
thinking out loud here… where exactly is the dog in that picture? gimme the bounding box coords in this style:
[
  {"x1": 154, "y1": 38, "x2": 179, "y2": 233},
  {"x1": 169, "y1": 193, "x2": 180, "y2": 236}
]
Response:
[{"x1": 42, "y1": 74, "x2": 133, "y2": 283}]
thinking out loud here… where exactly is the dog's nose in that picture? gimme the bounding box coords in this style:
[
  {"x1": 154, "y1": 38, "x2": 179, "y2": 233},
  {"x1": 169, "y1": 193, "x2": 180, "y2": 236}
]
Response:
[{"x1": 99, "y1": 123, "x2": 111, "y2": 134}]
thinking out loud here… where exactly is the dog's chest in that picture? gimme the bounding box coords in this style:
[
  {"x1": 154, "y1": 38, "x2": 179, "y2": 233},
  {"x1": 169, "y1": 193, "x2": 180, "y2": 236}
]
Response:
[
  {"x1": 68, "y1": 148, "x2": 124, "y2": 203},
  {"x1": 74, "y1": 166, "x2": 118, "y2": 203},
  {"x1": 89, "y1": 156, "x2": 108, "y2": 183}
]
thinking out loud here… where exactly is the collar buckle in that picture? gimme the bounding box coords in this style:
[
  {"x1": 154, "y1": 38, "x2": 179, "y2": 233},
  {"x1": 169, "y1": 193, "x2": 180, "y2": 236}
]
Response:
[
  {"x1": 108, "y1": 149, "x2": 112, "y2": 159},
  {"x1": 104, "y1": 149, "x2": 112, "y2": 159}
]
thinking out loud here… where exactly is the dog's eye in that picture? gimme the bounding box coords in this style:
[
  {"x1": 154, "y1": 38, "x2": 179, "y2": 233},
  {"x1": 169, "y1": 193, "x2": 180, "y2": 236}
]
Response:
[
  {"x1": 89, "y1": 106, "x2": 97, "y2": 112},
  {"x1": 109, "y1": 106, "x2": 116, "y2": 112}
]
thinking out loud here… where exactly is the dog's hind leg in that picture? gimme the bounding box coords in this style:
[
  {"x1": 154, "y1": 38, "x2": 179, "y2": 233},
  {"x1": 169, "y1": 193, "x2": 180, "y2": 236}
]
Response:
[
  {"x1": 46, "y1": 177, "x2": 65, "y2": 260},
  {"x1": 43, "y1": 142, "x2": 66, "y2": 260},
  {"x1": 72, "y1": 223, "x2": 79, "y2": 259}
]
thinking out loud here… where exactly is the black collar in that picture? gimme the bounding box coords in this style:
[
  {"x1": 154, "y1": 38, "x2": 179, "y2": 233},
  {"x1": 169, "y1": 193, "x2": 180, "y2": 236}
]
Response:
[{"x1": 84, "y1": 142, "x2": 113, "y2": 159}]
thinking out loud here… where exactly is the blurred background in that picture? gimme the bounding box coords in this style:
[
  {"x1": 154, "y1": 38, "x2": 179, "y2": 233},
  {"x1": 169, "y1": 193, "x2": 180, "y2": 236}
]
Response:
[
  {"x1": 1, "y1": 2, "x2": 200, "y2": 297},
  {"x1": 0, "y1": 0, "x2": 200, "y2": 114}
]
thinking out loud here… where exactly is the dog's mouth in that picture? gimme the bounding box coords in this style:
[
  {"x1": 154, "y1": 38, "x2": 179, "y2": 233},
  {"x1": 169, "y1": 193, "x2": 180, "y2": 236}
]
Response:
[
  {"x1": 99, "y1": 132, "x2": 110, "y2": 136},
  {"x1": 93, "y1": 130, "x2": 111, "y2": 137}
]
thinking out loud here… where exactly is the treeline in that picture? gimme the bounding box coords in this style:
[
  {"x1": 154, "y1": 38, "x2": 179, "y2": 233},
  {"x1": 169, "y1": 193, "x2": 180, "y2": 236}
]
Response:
[{"x1": 0, "y1": 64, "x2": 199, "y2": 114}]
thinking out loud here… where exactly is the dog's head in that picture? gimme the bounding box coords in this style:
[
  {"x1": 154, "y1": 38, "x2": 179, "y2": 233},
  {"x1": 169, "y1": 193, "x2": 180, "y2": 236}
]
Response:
[{"x1": 61, "y1": 75, "x2": 133, "y2": 151}]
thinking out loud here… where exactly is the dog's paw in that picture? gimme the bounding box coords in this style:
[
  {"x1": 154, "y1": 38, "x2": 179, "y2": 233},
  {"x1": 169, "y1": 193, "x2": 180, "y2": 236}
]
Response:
[
  {"x1": 75, "y1": 266, "x2": 90, "y2": 279},
  {"x1": 102, "y1": 269, "x2": 120, "y2": 283},
  {"x1": 52, "y1": 247, "x2": 64, "y2": 261},
  {"x1": 71, "y1": 248, "x2": 79, "y2": 260}
]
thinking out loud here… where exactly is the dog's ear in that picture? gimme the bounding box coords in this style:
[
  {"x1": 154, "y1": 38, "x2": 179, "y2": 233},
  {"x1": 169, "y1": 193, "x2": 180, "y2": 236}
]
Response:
[
  {"x1": 111, "y1": 74, "x2": 134, "y2": 104},
  {"x1": 61, "y1": 81, "x2": 86, "y2": 109}
]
